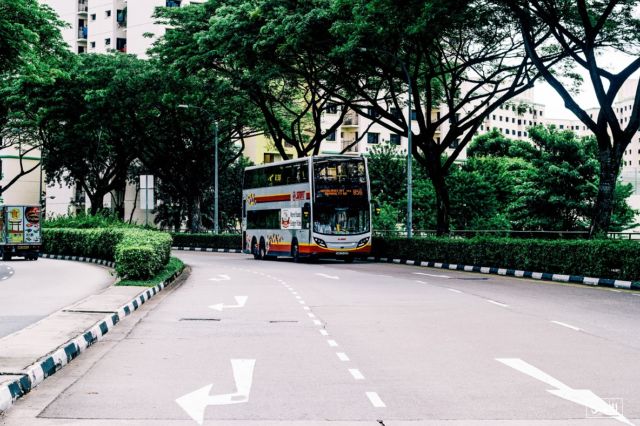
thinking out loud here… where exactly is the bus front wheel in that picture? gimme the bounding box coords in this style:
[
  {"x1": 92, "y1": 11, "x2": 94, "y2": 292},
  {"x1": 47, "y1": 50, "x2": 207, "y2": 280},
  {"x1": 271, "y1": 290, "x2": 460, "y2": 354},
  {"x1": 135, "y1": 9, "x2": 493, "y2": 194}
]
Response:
[{"x1": 259, "y1": 238, "x2": 267, "y2": 260}]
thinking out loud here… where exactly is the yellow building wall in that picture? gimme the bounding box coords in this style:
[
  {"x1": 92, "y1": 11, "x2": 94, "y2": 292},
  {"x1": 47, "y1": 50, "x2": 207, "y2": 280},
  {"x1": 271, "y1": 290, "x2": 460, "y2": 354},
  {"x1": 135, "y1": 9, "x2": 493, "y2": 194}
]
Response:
[{"x1": 243, "y1": 134, "x2": 297, "y2": 165}]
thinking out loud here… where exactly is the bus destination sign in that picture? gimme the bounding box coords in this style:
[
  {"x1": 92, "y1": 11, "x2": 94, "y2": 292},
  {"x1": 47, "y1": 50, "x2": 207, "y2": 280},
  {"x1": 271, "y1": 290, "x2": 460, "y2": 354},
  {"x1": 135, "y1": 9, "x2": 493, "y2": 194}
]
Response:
[{"x1": 318, "y1": 188, "x2": 365, "y2": 197}]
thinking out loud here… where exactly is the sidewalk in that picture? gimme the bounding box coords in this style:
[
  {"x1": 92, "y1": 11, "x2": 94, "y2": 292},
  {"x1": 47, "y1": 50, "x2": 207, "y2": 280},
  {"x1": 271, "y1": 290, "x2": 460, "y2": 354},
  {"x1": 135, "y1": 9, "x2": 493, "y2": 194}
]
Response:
[{"x1": 0, "y1": 265, "x2": 183, "y2": 414}]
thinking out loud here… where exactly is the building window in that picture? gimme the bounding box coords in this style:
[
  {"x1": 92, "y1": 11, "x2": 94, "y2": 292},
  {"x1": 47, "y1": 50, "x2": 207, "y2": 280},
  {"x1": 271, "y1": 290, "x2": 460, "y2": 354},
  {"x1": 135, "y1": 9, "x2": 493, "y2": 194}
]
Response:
[
  {"x1": 390, "y1": 134, "x2": 401, "y2": 145},
  {"x1": 492, "y1": 114, "x2": 496, "y2": 120},
  {"x1": 449, "y1": 139, "x2": 459, "y2": 149},
  {"x1": 105, "y1": 10, "x2": 111, "y2": 17},
  {"x1": 90, "y1": 41, "x2": 95, "y2": 48},
  {"x1": 326, "y1": 131, "x2": 336, "y2": 142},
  {"x1": 390, "y1": 108, "x2": 402, "y2": 120},
  {"x1": 90, "y1": 13, "x2": 96, "y2": 20},
  {"x1": 410, "y1": 110, "x2": 417, "y2": 120},
  {"x1": 116, "y1": 38, "x2": 126, "y2": 52},
  {"x1": 517, "y1": 131, "x2": 522, "y2": 137},
  {"x1": 367, "y1": 132, "x2": 379, "y2": 144},
  {"x1": 367, "y1": 107, "x2": 379, "y2": 118},
  {"x1": 78, "y1": 46, "x2": 85, "y2": 54},
  {"x1": 166, "y1": 0, "x2": 182, "y2": 7},
  {"x1": 105, "y1": 38, "x2": 111, "y2": 46},
  {"x1": 325, "y1": 103, "x2": 337, "y2": 114},
  {"x1": 499, "y1": 116, "x2": 503, "y2": 121},
  {"x1": 505, "y1": 129, "x2": 510, "y2": 135}
]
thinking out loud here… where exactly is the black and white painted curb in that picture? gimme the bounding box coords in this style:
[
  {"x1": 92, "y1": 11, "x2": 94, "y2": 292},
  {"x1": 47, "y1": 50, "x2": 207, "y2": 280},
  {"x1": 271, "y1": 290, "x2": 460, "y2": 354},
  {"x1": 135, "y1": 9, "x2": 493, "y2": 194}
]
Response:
[
  {"x1": 172, "y1": 246, "x2": 242, "y2": 253},
  {"x1": 0, "y1": 267, "x2": 184, "y2": 413},
  {"x1": 40, "y1": 253, "x2": 116, "y2": 268},
  {"x1": 366, "y1": 256, "x2": 640, "y2": 290}
]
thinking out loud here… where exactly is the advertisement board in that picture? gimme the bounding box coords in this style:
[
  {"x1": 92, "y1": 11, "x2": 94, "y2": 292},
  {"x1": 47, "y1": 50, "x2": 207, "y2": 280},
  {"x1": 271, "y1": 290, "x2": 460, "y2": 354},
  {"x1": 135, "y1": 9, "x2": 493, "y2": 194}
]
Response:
[
  {"x1": 280, "y1": 208, "x2": 302, "y2": 230},
  {"x1": 6, "y1": 206, "x2": 24, "y2": 243},
  {"x1": 24, "y1": 206, "x2": 41, "y2": 243}
]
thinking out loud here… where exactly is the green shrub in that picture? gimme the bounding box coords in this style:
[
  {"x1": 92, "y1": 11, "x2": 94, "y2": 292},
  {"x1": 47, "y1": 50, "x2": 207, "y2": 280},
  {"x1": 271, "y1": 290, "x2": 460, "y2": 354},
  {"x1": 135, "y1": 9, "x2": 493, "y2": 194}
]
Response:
[
  {"x1": 44, "y1": 212, "x2": 138, "y2": 229},
  {"x1": 171, "y1": 233, "x2": 241, "y2": 249},
  {"x1": 43, "y1": 228, "x2": 171, "y2": 280},
  {"x1": 372, "y1": 237, "x2": 640, "y2": 281},
  {"x1": 117, "y1": 257, "x2": 185, "y2": 287}
]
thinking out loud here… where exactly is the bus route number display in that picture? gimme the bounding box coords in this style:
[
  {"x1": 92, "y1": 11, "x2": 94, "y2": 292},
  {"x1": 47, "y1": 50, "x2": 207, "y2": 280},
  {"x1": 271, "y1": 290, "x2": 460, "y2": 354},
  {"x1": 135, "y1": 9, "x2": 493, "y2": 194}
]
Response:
[
  {"x1": 281, "y1": 208, "x2": 302, "y2": 230},
  {"x1": 318, "y1": 188, "x2": 364, "y2": 197}
]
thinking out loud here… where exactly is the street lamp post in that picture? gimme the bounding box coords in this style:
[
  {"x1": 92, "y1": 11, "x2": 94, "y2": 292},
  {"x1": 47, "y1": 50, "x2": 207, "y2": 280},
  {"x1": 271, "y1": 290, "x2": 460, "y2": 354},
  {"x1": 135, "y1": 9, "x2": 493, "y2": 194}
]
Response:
[
  {"x1": 178, "y1": 104, "x2": 219, "y2": 234},
  {"x1": 359, "y1": 48, "x2": 413, "y2": 238}
]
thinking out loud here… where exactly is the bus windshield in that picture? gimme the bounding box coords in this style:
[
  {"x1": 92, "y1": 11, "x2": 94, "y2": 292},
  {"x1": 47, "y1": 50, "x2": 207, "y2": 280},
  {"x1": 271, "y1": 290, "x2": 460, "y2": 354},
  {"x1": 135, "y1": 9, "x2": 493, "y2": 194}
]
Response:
[{"x1": 313, "y1": 159, "x2": 370, "y2": 235}]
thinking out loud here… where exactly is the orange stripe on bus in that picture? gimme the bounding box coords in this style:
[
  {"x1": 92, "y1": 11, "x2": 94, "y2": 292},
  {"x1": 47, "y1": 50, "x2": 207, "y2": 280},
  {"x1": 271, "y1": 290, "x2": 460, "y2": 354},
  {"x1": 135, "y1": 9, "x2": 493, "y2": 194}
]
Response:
[{"x1": 255, "y1": 194, "x2": 290, "y2": 203}]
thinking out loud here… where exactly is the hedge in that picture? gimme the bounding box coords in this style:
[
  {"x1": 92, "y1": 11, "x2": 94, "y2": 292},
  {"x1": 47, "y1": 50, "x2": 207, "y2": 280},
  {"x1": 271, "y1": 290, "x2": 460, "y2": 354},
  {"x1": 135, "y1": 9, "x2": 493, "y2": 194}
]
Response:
[
  {"x1": 372, "y1": 237, "x2": 640, "y2": 281},
  {"x1": 43, "y1": 228, "x2": 172, "y2": 280},
  {"x1": 171, "y1": 233, "x2": 241, "y2": 249}
]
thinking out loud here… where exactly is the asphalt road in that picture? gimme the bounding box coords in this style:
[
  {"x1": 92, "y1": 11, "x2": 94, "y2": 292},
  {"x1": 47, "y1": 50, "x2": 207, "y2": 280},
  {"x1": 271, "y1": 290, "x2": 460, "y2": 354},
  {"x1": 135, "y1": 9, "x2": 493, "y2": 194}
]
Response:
[
  {"x1": 0, "y1": 259, "x2": 114, "y2": 338},
  {"x1": 2, "y1": 251, "x2": 639, "y2": 426}
]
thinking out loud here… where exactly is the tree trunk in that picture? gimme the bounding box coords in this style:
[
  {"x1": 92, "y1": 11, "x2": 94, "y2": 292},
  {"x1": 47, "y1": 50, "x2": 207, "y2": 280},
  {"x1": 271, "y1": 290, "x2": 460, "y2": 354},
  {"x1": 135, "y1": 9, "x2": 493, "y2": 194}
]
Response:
[
  {"x1": 88, "y1": 193, "x2": 105, "y2": 215},
  {"x1": 190, "y1": 196, "x2": 203, "y2": 233},
  {"x1": 425, "y1": 154, "x2": 451, "y2": 236},
  {"x1": 590, "y1": 151, "x2": 620, "y2": 238}
]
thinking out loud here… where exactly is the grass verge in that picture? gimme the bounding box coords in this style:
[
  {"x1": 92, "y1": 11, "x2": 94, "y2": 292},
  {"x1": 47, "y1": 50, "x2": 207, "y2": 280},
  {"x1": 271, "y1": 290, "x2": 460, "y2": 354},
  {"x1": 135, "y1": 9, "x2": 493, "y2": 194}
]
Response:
[{"x1": 116, "y1": 257, "x2": 185, "y2": 287}]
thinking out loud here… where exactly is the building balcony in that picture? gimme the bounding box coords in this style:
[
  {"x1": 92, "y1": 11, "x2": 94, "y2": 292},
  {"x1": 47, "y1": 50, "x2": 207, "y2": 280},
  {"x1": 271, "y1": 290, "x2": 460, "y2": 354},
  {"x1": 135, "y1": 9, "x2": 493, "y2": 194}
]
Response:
[
  {"x1": 342, "y1": 112, "x2": 358, "y2": 127},
  {"x1": 78, "y1": 27, "x2": 88, "y2": 39},
  {"x1": 78, "y1": 0, "x2": 88, "y2": 13}
]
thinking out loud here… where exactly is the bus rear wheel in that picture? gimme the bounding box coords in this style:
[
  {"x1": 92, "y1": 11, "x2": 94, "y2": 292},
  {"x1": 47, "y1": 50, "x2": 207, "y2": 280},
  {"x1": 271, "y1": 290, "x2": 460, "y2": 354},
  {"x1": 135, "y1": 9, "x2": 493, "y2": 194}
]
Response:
[
  {"x1": 259, "y1": 238, "x2": 267, "y2": 260},
  {"x1": 252, "y1": 238, "x2": 261, "y2": 260}
]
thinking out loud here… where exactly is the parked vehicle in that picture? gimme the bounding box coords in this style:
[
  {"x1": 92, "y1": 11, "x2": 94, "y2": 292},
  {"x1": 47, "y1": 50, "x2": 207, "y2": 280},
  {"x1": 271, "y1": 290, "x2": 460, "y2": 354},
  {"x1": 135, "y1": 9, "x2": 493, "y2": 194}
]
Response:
[{"x1": 0, "y1": 205, "x2": 42, "y2": 261}]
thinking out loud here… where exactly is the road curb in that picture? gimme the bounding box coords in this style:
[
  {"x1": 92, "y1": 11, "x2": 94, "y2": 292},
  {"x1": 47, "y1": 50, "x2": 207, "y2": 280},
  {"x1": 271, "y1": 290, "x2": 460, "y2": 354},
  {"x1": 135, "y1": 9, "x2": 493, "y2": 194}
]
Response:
[
  {"x1": 366, "y1": 256, "x2": 640, "y2": 290},
  {"x1": 40, "y1": 253, "x2": 116, "y2": 268},
  {"x1": 0, "y1": 263, "x2": 184, "y2": 414},
  {"x1": 172, "y1": 246, "x2": 242, "y2": 253}
]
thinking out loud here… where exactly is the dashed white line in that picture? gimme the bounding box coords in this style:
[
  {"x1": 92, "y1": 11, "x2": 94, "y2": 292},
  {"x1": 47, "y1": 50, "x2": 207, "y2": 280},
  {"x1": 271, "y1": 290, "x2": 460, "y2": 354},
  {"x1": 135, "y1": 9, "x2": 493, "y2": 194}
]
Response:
[
  {"x1": 327, "y1": 339, "x2": 338, "y2": 347},
  {"x1": 414, "y1": 272, "x2": 450, "y2": 278},
  {"x1": 634, "y1": 293, "x2": 640, "y2": 297},
  {"x1": 448, "y1": 288, "x2": 463, "y2": 294},
  {"x1": 303, "y1": 306, "x2": 310, "y2": 311},
  {"x1": 299, "y1": 301, "x2": 306, "y2": 305},
  {"x1": 316, "y1": 273, "x2": 339, "y2": 280},
  {"x1": 611, "y1": 289, "x2": 622, "y2": 293},
  {"x1": 486, "y1": 299, "x2": 509, "y2": 308},
  {"x1": 349, "y1": 369, "x2": 365, "y2": 380},
  {"x1": 313, "y1": 320, "x2": 322, "y2": 326},
  {"x1": 336, "y1": 352, "x2": 349, "y2": 361},
  {"x1": 319, "y1": 329, "x2": 329, "y2": 336},
  {"x1": 551, "y1": 320, "x2": 581, "y2": 331},
  {"x1": 295, "y1": 296, "x2": 302, "y2": 299},
  {"x1": 307, "y1": 313, "x2": 316, "y2": 318},
  {"x1": 366, "y1": 392, "x2": 386, "y2": 408},
  {"x1": 415, "y1": 280, "x2": 427, "y2": 284}
]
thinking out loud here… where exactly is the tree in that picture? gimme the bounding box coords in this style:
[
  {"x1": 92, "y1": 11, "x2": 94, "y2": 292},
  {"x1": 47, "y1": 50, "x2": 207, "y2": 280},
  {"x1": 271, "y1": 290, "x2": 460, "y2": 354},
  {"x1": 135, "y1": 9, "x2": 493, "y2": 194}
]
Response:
[
  {"x1": 35, "y1": 54, "x2": 156, "y2": 216},
  {"x1": 152, "y1": 0, "x2": 347, "y2": 159},
  {"x1": 325, "y1": 0, "x2": 565, "y2": 235},
  {"x1": 0, "y1": 0, "x2": 69, "y2": 198},
  {"x1": 505, "y1": 0, "x2": 640, "y2": 235}
]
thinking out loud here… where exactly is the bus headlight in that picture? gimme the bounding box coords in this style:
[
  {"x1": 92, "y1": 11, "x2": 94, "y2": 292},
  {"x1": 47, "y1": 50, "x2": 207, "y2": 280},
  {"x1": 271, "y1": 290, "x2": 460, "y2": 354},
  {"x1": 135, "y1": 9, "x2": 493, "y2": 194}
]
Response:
[
  {"x1": 357, "y1": 237, "x2": 370, "y2": 247},
  {"x1": 314, "y1": 237, "x2": 327, "y2": 248}
]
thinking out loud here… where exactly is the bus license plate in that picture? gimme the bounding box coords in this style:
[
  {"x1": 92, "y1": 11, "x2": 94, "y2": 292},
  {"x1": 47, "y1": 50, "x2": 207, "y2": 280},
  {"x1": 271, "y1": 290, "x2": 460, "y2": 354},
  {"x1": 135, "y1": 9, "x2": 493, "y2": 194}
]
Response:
[
  {"x1": 336, "y1": 252, "x2": 349, "y2": 256},
  {"x1": 17, "y1": 245, "x2": 30, "y2": 250}
]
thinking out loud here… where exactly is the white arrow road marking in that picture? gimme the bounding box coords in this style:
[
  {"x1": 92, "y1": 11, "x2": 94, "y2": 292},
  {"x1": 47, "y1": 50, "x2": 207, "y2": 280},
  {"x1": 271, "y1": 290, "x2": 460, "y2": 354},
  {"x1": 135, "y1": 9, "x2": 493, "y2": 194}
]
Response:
[
  {"x1": 209, "y1": 296, "x2": 248, "y2": 312},
  {"x1": 176, "y1": 359, "x2": 256, "y2": 425},
  {"x1": 497, "y1": 358, "x2": 633, "y2": 426},
  {"x1": 209, "y1": 274, "x2": 231, "y2": 282},
  {"x1": 316, "y1": 273, "x2": 339, "y2": 280},
  {"x1": 414, "y1": 272, "x2": 450, "y2": 278}
]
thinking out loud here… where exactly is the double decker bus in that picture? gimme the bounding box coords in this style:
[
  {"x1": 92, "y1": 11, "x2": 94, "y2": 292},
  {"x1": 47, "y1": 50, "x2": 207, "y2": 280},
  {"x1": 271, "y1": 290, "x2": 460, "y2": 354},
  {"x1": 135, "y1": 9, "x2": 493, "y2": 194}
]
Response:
[{"x1": 241, "y1": 155, "x2": 372, "y2": 262}]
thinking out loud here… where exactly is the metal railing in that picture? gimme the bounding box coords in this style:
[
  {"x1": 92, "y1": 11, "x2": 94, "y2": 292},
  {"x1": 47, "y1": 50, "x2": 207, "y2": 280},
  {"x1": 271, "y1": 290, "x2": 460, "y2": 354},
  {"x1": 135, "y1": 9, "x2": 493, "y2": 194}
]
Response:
[
  {"x1": 372, "y1": 229, "x2": 640, "y2": 240},
  {"x1": 78, "y1": 1, "x2": 88, "y2": 12},
  {"x1": 341, "y1": 139, "x2": 358, "y2": 153},
  {"x1": 78, "y1": 27, "x2": 88, "y2": 39},
  {"x1": 342, "y1": 112, "x2": 358, "y2": 126}
]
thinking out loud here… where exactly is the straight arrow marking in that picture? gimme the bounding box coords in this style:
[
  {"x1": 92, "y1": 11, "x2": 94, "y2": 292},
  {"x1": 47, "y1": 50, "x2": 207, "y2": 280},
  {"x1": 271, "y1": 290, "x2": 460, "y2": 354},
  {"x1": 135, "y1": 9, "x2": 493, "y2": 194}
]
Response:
[
  {"x1": 176, "y1": 359, "x2": 256, "y2": 425},
  {"x1": 497, "y1": 358, "x2": 633, "y2": 426},
  {"x1": 209, "y1": 296, "x2": 248, "y2": 312}
]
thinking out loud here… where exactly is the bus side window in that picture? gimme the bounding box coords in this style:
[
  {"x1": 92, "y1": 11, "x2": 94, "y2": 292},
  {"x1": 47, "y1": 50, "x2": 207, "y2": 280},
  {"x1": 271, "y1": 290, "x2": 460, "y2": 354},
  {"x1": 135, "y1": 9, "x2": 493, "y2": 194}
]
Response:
[{"x1": 302, "y1": 203, "x2": 310, "y2": 229}]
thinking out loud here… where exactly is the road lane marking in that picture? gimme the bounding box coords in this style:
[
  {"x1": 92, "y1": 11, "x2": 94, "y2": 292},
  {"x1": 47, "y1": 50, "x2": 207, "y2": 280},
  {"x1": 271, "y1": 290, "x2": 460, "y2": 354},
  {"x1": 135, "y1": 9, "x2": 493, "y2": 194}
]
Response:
[
  {"x1": 316, "y1": 273, "x2": 339, "y2": 280},
  {"x1": 366, "y1": 392, "x2": 386, "y2": 408},
  {"x1": 486, "y1": 299, "x2": 509, "y2": 308},
  {"x1": 303, "y1": 306, "x2": 310, "y2": 311},
  {"x1": 376, "y1": 275, "x2": 393, "y2": 278},
  {"x1": 313, "y1": 320, "x2": 322, "y2": 326},
  {"x1": 634, "y1": 293, "x2": 640, "y2": 296},
  {"x1": 336, "y1": 352, "x2": 349, "y2": 361},
  {"x1": 414, "y1": 272, "x2": 450, "y2": 278},
  {"x1": 415, "y1": 280, "x2": 427, "y2": 284},
  {"x1": 496, "y1": 358, "x2": 632, "y2": 425},
  {"x1": 448, "y1": 288, "x2": 463, "y2": 294},
  {"x1": 319, "y1": 329, "x2": 329, "y2": 336},
  {"x1": 209, "y1": 296, "x2": 248, "y2": 312},
  {"x1": 349, "y1": 369, "x2": 365, "y2": 380},
  {"x1": 611, "y1": 289, "x2": 622, "y2": 293},
  {"x1": 551, "y1": 321, "x2": 581, "y2": 331},
  {"x1": 209, "y1": 274, "x2": 231, "y2": 281},
  {"x1": 327, "y1": 340, "x2": 338, "y2": 347},
  {"x1": 176, "y1": 359, "x2": 255, "y2": 425},
  {"x1": 308, "y1": 313, "x2": 316, "y2": 318},
  {"x1": 295, "y1": 296, "x2": 302, "y2": 299}
]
